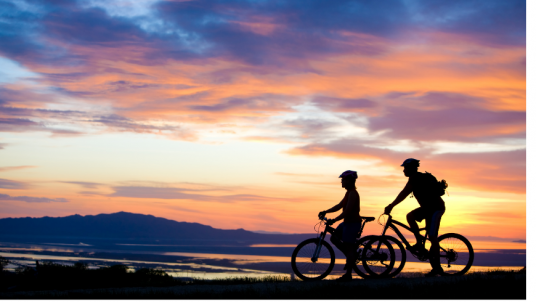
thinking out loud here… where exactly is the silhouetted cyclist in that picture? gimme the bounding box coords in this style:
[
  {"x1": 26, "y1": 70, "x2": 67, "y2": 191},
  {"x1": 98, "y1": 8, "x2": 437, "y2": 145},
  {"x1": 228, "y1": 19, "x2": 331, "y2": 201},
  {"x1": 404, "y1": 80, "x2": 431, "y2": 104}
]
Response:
[
  {"x1": 384, "y1": 158, "x2": 445, "y2": 277},
  {"x1": 318, "y1": 170, "x2": 361, "y2": 281}
]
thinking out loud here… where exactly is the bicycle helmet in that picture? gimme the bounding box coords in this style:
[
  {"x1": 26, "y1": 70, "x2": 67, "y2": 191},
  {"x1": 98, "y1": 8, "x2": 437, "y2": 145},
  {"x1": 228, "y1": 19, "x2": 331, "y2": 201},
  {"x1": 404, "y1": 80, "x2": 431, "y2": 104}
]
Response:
[
  {"x1": 339, "y1": 170, "x2": 357, "y2": 179},
  {"x1": 401, "y1": 158, "x2": 420, "y2": 167}
]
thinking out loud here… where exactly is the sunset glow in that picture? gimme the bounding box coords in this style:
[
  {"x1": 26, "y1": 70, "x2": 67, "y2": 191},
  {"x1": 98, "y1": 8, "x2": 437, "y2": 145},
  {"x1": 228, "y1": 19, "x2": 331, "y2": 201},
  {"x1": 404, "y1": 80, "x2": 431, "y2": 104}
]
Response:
[{"x1": 0, "y1": 0, "x2": 525, "y2": 247}]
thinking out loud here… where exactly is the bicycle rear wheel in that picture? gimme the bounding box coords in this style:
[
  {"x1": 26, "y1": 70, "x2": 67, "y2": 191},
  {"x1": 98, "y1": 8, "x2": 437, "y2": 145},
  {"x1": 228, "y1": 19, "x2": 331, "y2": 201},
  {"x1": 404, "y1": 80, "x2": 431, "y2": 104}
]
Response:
[
  {"x1": 437, "y1": 233, "x2": 474, "y2": 275},
  {"x1": 353, "y1": 235, "x2": 376, "y2": 279},
  {"x1": 361, "y1": 237, "x2": 396, "y2": 278},
  {"x1": 291, "y1": 238, "x2": 335, "y2": 280}
]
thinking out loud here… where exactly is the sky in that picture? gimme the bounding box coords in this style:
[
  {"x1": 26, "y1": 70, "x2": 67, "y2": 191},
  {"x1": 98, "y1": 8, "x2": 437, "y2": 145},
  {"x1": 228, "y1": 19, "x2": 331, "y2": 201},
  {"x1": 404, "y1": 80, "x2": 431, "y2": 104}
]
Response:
[{"x1": 0, "y1": 0, "x2": 527, "y2": 246}]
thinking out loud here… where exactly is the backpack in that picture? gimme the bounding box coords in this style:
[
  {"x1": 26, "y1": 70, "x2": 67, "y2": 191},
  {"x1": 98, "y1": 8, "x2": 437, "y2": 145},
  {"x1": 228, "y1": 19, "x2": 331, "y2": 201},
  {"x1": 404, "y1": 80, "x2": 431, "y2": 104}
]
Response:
[{"x1": 423, "y1": 171, "x2": 448, "y2": 197}]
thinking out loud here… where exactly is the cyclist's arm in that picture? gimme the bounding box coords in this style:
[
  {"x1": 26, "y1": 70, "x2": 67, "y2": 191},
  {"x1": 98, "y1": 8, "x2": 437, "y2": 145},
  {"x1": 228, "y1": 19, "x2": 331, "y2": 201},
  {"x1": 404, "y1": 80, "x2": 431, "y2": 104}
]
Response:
[
  {"x1": 323, "y1": 201, "x2": 343, "y2": 213},
  {"x1": 333, "y1": 191, "x2": 358, "y2": 222},
  {"x1": 389, "y1": 180, "x2": 412, "y2": 208}
]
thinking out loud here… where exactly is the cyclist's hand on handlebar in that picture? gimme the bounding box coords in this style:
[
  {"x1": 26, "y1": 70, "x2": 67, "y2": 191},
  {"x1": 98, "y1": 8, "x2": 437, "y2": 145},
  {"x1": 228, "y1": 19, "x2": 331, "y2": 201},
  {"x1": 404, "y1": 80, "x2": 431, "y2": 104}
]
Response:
[
  {"x1": 318, "y1": 211, "x2": 327, "y2": 219},
  {"x1": 384, "y1": 204, "x2": 393, "y2": 215}
]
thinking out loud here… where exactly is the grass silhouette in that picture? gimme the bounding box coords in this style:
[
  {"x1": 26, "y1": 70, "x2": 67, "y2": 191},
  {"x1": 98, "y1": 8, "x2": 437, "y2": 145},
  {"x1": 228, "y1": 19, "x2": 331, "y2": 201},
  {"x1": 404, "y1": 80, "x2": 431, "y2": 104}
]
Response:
[
  {"x1": 0, "y1": 261, "x2": 180, "y2": 293},
  {"x1": 0, "y1": 262, "x2": 526, "y2": 299}
]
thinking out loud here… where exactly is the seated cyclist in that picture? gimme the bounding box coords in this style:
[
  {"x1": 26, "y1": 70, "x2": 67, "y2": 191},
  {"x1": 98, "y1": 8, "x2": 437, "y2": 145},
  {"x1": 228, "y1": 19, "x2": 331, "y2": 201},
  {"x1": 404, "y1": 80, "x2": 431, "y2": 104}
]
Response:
[
  {"x1": 318, "y1": 170, "x2": 361, "y2": 281},
  {"x1": 384, "y1": 158, "x2": 445, "y2": 277}
]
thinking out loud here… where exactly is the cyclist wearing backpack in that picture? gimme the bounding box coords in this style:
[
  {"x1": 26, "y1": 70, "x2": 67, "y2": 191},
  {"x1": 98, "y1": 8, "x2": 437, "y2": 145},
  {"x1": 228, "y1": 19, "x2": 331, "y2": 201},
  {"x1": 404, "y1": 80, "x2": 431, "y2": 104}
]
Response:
[
  {"x1": 384, "y1": 158, "x2": 446, "y2": 277},
  {"x1": 318, "y1": 170, "x2": 361, "y2": 281}
]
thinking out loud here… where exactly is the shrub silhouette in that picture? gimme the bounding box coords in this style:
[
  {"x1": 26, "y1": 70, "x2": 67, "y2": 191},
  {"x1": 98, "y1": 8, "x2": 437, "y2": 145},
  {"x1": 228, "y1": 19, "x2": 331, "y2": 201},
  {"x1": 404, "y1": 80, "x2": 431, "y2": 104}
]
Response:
[
  {"x1": 0, "y1": 261, "x2": 180, "y2": 292},
  {"x1": 0, "y1": 257, "x2": 8, "y2": 272}
]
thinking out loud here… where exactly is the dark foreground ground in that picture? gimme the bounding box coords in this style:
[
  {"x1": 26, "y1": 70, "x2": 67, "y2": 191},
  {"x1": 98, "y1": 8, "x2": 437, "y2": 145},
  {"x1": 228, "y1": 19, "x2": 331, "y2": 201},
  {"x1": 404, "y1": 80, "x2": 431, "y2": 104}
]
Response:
[{"x1": 0, "y1": 270, "x2": 526, "y2": 299}]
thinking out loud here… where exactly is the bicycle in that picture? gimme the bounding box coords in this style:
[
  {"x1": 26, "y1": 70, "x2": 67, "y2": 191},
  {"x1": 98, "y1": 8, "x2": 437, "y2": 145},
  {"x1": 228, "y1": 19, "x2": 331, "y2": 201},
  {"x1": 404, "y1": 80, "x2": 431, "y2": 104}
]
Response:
[
  {"x1": 290, "y1": 215, "x2": 395, "y2": 281},
  {"x1": 361, "y1": 213, "x2": 474, "y2": 278}
]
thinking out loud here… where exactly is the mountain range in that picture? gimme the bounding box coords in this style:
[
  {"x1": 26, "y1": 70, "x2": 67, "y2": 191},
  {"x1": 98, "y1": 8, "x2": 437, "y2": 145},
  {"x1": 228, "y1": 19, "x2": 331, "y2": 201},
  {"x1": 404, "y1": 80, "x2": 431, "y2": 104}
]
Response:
[{"x1": 0, "y1": 211, "x2": 313, "y2": 244}]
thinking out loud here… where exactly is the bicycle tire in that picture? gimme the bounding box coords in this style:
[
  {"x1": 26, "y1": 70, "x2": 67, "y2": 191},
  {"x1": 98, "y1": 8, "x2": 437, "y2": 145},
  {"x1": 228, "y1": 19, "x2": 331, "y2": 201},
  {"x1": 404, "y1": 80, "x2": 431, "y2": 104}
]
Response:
[
  {"x1": 381, "y1": 235, "x2": 406, "y2": 278},
  {"x1": 437, "y1": 233, "x2": 474, "y2": 276},
  {"x1": 361, "y1": 237, "x2": 396, "y2": 278},
  {"x1": 352, "y1": 235, "x2": 377, "y2": 279},
  {"x1": 291, "y1": 238, "x2": 335, "y2": 281}
]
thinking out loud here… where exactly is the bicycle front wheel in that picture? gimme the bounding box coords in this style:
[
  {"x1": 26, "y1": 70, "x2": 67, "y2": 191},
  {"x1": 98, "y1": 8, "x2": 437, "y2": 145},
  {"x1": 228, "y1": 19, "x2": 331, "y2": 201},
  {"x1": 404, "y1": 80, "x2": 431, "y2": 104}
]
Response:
[
  {"x1": 291, "y1": 238, "x2": 335, "y2": 280},
  {"x1": 381, "y1": 235, "x2": 406, "y2": 278},
  {"x1": 437, "y1": 233, "x2": 474, "y2": 275},
  {"x1": 361, "y1": 237, "x2": 396, "y2": 278}
]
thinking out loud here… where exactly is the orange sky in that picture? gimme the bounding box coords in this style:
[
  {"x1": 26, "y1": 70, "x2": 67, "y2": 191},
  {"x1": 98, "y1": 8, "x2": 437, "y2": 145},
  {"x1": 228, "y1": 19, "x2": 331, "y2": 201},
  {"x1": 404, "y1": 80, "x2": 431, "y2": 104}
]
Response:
[{"x1": 0, "y1": 0, "x2": 526, "y2": 245}]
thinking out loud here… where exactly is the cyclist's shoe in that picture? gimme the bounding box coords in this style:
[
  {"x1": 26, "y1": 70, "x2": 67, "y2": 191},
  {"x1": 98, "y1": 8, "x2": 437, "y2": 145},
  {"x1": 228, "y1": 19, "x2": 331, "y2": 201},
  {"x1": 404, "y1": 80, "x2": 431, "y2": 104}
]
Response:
[
  {"x1": 335, "y1": 273, "x2": 352, "y2": 282},
  {"x1": 424, "y1": 268, "x2": 444, "y2": 277}
]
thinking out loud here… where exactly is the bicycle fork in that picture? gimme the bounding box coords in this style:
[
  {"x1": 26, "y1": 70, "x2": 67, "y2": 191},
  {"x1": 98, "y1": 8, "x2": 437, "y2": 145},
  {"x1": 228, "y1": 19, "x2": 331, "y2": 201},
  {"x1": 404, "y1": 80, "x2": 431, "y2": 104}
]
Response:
[
  {"x1": 312, "y1": 231, "x2": 327, "y2": 262},
  {"x1": 370, "y1": 217, "x2": 391, "y2": 266}
]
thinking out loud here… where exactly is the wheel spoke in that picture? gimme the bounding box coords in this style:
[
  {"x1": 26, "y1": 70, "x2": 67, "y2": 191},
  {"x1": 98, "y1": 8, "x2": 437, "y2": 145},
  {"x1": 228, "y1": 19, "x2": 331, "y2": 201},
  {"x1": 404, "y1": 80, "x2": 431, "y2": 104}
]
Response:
[
  {"x1": 438, "y1": 234, "x2": 473, "y2": 275},
  {"x1": 292, "y1": 239, "x2": 335, "y2": 280},
  {"x1": 362, "y1": 238, "x2": 395, "y2": 277}
]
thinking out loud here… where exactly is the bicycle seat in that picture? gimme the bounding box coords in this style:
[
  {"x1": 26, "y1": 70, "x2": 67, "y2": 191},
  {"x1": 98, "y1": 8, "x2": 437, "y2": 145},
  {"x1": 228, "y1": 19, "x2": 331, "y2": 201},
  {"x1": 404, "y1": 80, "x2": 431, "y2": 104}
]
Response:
[{"x1": 362, "y1": 216, "x2": 375, "y2": 222}]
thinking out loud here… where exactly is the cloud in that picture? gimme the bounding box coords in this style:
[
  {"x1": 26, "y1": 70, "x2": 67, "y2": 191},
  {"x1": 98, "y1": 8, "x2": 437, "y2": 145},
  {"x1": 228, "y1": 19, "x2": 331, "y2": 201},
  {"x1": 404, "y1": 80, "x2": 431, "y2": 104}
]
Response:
[
  {"x1": 465, "y1": 235, "x2": 526, "y2": 243},
  {"x1": 0, "y1": 193, "x2": 68, "y2": 203},
  {"x1": 0, "y1": 87, "x2": 197, "y2": 140},
  {"x1": 312, "y1": 96, "x2": 377, "y2": 113},
  {"x1": 274, "y1": 172, "x2": 325, "y2": 177},
  {"x1": 512, "y1": 239, "x2": 526, "y2": 243},
  {"x1": 0, "y1": 117, "x2": 83, "y2": 136},
  {"x1": 406, "y1": 0, "x2": 525, "y2": 46},
  {"x1": 186, "y1": 94, "x2": 300, "y2": 115},
  {"x1": 60, "y1": 181, "x2": 102, "y2": 189},
  {"x1": 0, "y1": 166, "x2": 37, "y2": 172},
  {"x1": 285, "y1": 138, "x2": 410, "y2": 163},
  {"x1": 91, "y1": 114, "x2": 197, "y2": 140},
  {"x1": 0, "y1": 178, "x2": 28, "y2": 190},
  {"x1": 286, "y1": 139, "x2": 525, "y2": 193},
  {"x1": 1, "y1": 0, "x2": 524, "y2": 73},
  {"x1": 278, "y1": 117, "x2": 343, "y2": 140},
  {"x1": 368, "y1": 107, "x2": 525, "y2": 142},
  {"x1": 0, "y1": 1, "x2": 525, "y2": 183},
  {"x1": 108, "y1": 186, "x2": 294, "y2": 203},
  {"x1": 470, "y1": 211, "x2": 525, "y2": 220}
]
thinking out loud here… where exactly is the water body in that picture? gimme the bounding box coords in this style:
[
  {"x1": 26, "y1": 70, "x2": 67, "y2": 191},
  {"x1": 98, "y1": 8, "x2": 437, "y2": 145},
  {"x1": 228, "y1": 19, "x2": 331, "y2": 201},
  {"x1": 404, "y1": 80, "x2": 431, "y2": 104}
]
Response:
[{"x1": 0, "y1": 239, "x2": 525, "y2": 280}]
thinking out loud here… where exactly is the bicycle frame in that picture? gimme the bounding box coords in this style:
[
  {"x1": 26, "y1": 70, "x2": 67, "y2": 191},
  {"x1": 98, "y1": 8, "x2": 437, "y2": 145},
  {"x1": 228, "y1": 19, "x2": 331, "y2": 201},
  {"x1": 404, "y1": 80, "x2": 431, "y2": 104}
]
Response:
[
  {"x1": 380, "y1": 215, "x2": 428, "y2": 249},
  {"x1": 379, "y1": 214, "x2": 451, "y2": 261},
  {"x1": 312, "y1": 218, "x2": 369, "y2": 262}
]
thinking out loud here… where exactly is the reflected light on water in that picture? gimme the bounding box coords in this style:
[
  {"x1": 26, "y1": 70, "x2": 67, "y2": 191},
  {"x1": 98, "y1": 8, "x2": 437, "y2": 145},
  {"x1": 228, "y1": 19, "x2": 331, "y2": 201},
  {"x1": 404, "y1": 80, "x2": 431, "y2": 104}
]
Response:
[
  {"x1": 43, "y1": 242, "x2": 92, "y2": 247},
  {"x1": 249, "y1": 244, "x2": 296, "y2": 248},
  {"x1": 0, "y1": 251, "x2": 280, "y2": 275},
  {"x1": 163, "y1": 252, "x2": 290, "y2": 263},
  {"x1": 0, "y1": 248, "x2": 524, "y2": 281}
]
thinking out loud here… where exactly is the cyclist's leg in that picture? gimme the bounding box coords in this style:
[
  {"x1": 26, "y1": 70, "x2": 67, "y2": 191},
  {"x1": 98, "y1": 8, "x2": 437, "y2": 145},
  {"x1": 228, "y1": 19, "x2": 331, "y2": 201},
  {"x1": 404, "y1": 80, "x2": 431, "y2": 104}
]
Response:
[
  {"x1": 341, "y1": 222, "x2": 361, "y2": 276},
  {"x1": 407, "y1": 208, "x2": 426, "y2": 243},
  {"x1": 426, "y1": 210, "x2": 445, "y2": 272},
  {"x1": 329, "y1": 222, "x2": 346, "y2": 255}
]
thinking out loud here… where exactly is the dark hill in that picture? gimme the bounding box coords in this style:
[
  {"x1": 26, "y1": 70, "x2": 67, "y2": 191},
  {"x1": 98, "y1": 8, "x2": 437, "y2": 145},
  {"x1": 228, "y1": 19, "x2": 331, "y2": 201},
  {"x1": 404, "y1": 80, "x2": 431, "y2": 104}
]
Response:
[{"x1": 0, "y1": 211, "x2": 313, "y2": 244}]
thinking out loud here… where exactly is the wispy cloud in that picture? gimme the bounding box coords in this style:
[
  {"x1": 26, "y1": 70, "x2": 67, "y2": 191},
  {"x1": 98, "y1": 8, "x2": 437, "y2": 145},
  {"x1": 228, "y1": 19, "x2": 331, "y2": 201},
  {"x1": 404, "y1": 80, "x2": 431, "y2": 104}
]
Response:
[
  {"x1": 0, "y1": 178, "x2": 28, "y2": 190},
  {"x1": 0, "y1": 166, "x2": 37, "y2": 172},
  {"x1": 0, "y1": 0, "x2": 525, "y2": 207},
  {"x1": 108, "y1": 186, "x2": 296, "y2": 203},
  {"x1": 0, "y1": 193, "x2": 68, "y2": 203},
  {"x1": 60, "y1": 181, "x2": 102, "y2": 189}
]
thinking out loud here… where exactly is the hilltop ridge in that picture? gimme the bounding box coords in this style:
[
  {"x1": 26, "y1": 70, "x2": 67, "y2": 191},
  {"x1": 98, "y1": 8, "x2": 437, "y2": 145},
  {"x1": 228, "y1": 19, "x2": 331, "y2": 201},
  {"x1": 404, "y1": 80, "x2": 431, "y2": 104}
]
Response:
[{"x1": 0, "y1": 211, "x2": 313, "y2": 244}]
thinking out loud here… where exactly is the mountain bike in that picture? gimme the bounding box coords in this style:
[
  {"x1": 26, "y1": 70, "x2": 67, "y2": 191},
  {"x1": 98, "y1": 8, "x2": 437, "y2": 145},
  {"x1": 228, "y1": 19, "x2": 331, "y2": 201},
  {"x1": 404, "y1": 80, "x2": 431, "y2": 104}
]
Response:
[
  {"x1": 361, "y1": 214, "x2": 474, "y2": 278},
  {"x1": 290, "y1": 215, "x2": 395, "y2": 280}
]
